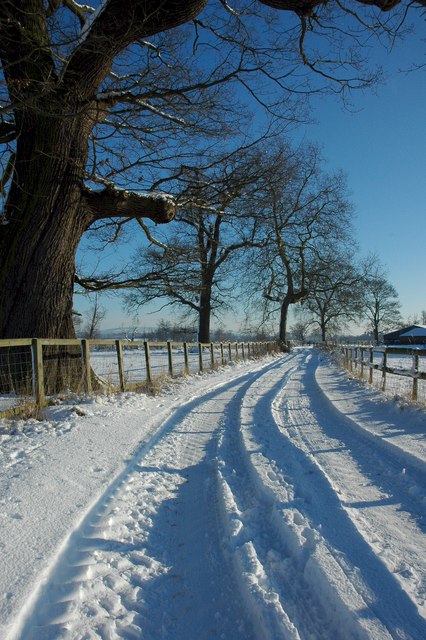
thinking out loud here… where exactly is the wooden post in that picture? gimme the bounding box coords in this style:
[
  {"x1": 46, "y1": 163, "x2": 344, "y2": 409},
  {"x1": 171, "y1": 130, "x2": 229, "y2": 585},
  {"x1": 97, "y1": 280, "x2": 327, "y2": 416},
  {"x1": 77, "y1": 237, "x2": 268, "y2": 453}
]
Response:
[
  {"x1": 31, "y1": 338, "x2": 45, "y2": 406},
  {"x1": 81, "y1": 339, "x2": 92, "y2": 393},
  {"x1": 115, "y1": 340, "x2": 125, "y2": 391},
  {"x1": 198, "y1": 343, "x2": 203, "y2": 372},
  {"x1": 144, "y1": 341, "x2": 152, "y2": 386},
  {"x1": 242, "y1": 343, "x2": 245, "y2": 361},
  {"x1": 369, "y1": 348, "x2": 373, "y2": 384},
  {"x1": 360, "y1": 348, "x2": 364, "y2": 381},
  {"x1": 381, "y1": 351, "x2": 387, "y2": 391},
  {"x1": 210, "y1": 342, "x2": 215, "y2": 369},
  {"x1": 183, "y1": 342, "x2": 189, "y2": 374},
  {"x1": 220, "y1": 342, "x2": 225, "y2": 365},
  {"x1": 235, "y1": 342, "x2": 239, "y2": 361},
  {"x1": 412, "y1": 354, "x2": 419, "y2": 401},
  {"x1": 228, "y1": 342, "x2": 232, "y2": 362},
  {"x1": 167, "y1": 341, "x2": 174, "y2": 378}
]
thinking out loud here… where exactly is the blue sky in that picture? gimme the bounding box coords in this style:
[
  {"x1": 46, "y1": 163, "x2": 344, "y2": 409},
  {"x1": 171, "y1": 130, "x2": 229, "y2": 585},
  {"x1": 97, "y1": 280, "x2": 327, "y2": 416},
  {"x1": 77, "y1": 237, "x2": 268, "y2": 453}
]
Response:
[
  {"x1": 75, "y1": 13, "x2": 425, "y2": 333},
  {"x1": 299, "y1": 21, "x2": 425, "y2": 322}
]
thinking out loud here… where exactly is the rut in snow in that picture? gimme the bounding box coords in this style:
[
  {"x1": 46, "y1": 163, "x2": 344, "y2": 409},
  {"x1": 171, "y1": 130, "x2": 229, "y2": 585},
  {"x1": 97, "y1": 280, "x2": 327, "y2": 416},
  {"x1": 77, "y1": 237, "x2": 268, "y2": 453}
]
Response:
[{"x1": 5, "y1": 349, "x2": 426, "y2": 640}]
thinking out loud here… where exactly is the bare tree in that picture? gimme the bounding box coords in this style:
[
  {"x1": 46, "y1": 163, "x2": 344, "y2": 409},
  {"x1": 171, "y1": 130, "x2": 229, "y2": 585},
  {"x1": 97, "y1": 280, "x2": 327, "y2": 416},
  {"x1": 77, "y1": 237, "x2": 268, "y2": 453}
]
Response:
[
  {"x1": 83, "y1": 295, "x2": 106, "y2": 339},
  {"x1": 362, "y1": 257, "x2": 403, "y2": 343},
  {"x1": 244, "y1": 142, "x2": 353, "y2": 344},
  {"x1": 0, "y1": 0, "x2": 422, "y2": 346},
  {"x1": 125, "y1": 154, "x2": 267, "y2": 342},
  {"x1": 406, "y1": 310, "x2": 426, "y2": 325},
  {"x1": 303, "y1": 249, "x2": 364, "y2": 342}
]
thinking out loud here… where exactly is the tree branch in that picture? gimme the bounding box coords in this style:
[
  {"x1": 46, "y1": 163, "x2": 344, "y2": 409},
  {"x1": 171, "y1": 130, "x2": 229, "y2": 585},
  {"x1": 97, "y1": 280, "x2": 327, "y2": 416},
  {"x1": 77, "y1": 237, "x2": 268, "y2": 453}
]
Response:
[
  {"x1": 82, "y1": 186, "x2": 176, "y2": 225},
  {"x1": 0, "y1": 121, "x2": 17, "y2": 144},
  {"x1": 62, "y1": 0, "x2": 209, "y2": 98}
]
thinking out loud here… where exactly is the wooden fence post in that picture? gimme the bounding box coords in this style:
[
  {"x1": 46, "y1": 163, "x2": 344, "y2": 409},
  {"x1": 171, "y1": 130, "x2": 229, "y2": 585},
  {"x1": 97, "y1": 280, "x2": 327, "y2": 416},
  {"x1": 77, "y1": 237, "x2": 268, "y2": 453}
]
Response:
[
  {"x1": 198, "y1": 343, "x2": 203, "y2": 372},
  {"x1": 381, "y1": 351, "x2": 387, "y2": 391},
  {"x1": 220, "y1": 342, "x2": 225, "y2": 365},
  {"x1": 228, "y1": 342, "x2": 232, "y2": 362},
  {"x1": 167, "y1": 341, "x2": 174, "y2": 378},
  {"x1": 31, "y1": 338, "x2": 45, "y2": 406},
  {"x1": 369, "y1": 348, "x2": 373, "y2": 384},
  {"x1": 413, "y1": 354, "x2": 419, "y2": 401},
  {"x1": 242, "y1": 343, "x2": 245, "y2": 361},
  {"x1": 360, "y1": 348, "x2": 364, "y2": 381},
  {"x1": 144, "y1": 341, "x2": 152, "y2": 386},
  {"x1": 81, "y1": 339, "x2": 92, "y2": 393},
  {"x1": 115, "y1": 340, "x2": 125, "y2": 391},
  {"x1": 210, "y1": 342, "x2": 215, "y2": 369},
  {"x1": 183, "y1": 342, "x2": 190, "y2": 374},
  {"x1": 235, "y1": 343, "x2": 239, "y2": 361}
]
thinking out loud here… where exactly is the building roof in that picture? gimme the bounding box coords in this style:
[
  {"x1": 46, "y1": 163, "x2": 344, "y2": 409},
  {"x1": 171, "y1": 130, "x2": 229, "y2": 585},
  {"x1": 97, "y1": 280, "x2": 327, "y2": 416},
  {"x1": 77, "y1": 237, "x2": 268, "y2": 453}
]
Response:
[
  {"x1": 400, "y1": 325, "x2": 426, "y2": 337},
  {"x1": 383, "y1": 325, "x2": 426, "y2": 340}
]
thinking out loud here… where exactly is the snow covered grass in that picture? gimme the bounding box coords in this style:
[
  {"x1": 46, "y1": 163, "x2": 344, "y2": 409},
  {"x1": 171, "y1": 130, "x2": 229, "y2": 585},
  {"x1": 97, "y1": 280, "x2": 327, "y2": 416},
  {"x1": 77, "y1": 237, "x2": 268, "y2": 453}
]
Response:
[{"x1": 1, "y1": 349, "x2": 425, "y2": 639}]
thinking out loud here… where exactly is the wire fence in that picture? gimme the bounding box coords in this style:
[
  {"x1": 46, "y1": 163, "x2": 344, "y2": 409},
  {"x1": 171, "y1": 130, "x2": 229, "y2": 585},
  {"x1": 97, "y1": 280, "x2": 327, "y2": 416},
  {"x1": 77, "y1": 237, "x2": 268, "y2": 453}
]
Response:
[
  {"x1": 0, "y1": 338, "x2": 280, "y2": 417},
  {"x1": 338, "y1": 345, "x2": 426, "y2": 405}
]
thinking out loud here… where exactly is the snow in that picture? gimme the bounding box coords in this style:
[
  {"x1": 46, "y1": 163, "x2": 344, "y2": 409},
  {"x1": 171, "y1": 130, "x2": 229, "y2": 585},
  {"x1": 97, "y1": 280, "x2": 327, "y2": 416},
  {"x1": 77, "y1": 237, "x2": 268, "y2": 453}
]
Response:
[
  {"x1": 400, "y1": 327, "x2": 426, "y2": 338},
  {"x1": 0, "y1": 348, "x2": 425, "y2": 639}
]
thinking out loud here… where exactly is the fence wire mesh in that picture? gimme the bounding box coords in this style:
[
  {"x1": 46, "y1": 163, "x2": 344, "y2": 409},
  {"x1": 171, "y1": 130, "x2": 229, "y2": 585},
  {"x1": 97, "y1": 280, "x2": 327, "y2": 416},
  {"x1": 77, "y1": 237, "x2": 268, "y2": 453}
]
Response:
[
  {"x1": 148, "y1": 344, "x2": 170, "y2": 381},
  {"x1": 42, "y1": 343, "x2": 85, "y2": 396},
  {"x1": 90, "y1": 343, "x2": 121, "y2": 389},
  {"x1": 170, "y1": 344, "x2": 187, "y2": 377},
  {"x1": 0, "y1": 343, "x2": 33, "y2": 412},
  {"x1": 0, "y1": 338, "x2": 278, "y2": 417},
  {"x1": 341, "y1": 346, "x2": 426, "y2": 405}
]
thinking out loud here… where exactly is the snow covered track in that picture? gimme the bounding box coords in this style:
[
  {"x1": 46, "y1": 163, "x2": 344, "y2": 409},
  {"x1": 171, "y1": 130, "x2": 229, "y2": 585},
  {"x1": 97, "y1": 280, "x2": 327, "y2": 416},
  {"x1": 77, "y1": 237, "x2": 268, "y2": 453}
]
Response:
[{"x1": 1, "y1": 349, "x2": 425, "y2": 639}]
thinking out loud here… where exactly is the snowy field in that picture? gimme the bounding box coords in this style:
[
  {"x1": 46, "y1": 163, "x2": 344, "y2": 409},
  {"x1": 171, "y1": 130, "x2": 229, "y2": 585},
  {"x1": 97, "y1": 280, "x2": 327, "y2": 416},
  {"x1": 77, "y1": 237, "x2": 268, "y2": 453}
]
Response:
[{"x1": 0, "y1": 348, "x2": 425, "y2": 639}]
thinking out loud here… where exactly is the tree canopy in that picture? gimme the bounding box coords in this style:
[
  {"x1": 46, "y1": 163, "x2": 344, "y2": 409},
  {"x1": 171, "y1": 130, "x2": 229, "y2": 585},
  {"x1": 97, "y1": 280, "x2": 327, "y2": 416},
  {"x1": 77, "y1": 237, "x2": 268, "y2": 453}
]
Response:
[{"x1": 0, "y1": 0, "x2": 423, "y2": 340}]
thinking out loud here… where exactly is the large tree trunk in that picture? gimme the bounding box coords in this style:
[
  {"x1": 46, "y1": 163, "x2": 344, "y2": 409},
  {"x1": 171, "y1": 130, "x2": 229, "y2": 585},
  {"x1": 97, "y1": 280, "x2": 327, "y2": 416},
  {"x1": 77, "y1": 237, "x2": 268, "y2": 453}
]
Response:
[
  {"x1": 279, "y1": 296, "x2": 291, "y2": 344},
  {"x1": 198, "y1": 289, "x2": 212, "y2": 343},
  {"x1": 0, "y1": 112, "x2": 90, "y2": 340},
  {"x1": 321, "y1": 321, "x2": 327, "y2": 342},
  {"x1": 278, "y1": 288, "x2": 308, "y2": 345},
  {"x1": 0, "y1": 110, "x2": 92, "y2": 393}
]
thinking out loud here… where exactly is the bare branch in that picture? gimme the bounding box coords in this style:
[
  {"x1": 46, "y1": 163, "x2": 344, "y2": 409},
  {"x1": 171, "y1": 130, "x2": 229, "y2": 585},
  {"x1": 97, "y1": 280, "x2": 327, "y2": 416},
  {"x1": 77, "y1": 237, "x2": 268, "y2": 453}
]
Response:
[
  {"x1": 82, "y1": 186, "x2": 176, "y2": 225},
  {"x1": 135, "y1": 218, "x2": 169, "y2": 250}
]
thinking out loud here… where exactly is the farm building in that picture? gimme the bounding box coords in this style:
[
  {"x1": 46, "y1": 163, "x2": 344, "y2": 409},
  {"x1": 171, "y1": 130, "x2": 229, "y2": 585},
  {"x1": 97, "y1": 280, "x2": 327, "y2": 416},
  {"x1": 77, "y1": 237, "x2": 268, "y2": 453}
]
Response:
[{"x1": 383, "y1": 325, "x2": 426, "y2": 346}]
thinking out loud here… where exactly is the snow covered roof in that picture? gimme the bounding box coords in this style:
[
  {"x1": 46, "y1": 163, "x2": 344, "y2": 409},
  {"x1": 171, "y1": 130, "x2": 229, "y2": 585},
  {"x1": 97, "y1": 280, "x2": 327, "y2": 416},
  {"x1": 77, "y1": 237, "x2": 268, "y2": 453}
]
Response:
[{"x1": 400, "y1": 325, "x2": 426, "y2": 337}]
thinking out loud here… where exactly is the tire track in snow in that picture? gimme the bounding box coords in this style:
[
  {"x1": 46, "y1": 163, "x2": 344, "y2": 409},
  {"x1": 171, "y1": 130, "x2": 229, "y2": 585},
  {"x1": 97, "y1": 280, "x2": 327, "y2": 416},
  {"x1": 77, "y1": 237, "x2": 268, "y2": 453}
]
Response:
[
  {"x1": 267, "y1": 350, "x2": 426, "y2": 638},
  {"x1": 310, "y1": 356, "x2": 426, "y2": 523},
  {"x1": 213, "y1": 348, "x2": 425, "y2": 638},
  {"x1": 9, "y1": 359, "x2": 286, "y2": 640},
  {"x1": 217, "y1": 349, "x2": 394, "y2": 640},
  {"x1": 9, "y1": 349, "x2": 425, "y2": 639},
  {"x1": 216, "y1": 351, "x2": 323, "y2": 640},
  {"x1": 279, "y1": 352, "x2": 426, "y2": 613}
]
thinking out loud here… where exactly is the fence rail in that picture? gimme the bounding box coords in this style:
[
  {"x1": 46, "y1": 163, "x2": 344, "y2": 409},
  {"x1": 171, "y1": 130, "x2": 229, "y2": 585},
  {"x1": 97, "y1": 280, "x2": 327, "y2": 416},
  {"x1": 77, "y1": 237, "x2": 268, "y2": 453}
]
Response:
[
  {"x1": 340, "y1": 345, "x2": 426, "y2": 403},
  {"x1": 0, "y1": 338, "x2": 280, "y2": 417}
]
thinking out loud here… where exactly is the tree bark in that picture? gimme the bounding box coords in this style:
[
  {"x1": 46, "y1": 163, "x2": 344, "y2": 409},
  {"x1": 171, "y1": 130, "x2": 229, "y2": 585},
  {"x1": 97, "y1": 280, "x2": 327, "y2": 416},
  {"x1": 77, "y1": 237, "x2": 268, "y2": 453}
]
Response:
[
  {"x1": 279, "y1": 289, "x2": 308, "y2": 343},
  {"x1": 0, "y1": 110, "x2": 91, "y2": 339},
  {"x1": 279, "y1": 297, "x2": 290, "y2": 344},
  {"x1": 198, "y1": 288, "x2": 212, "y2": 343}
]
